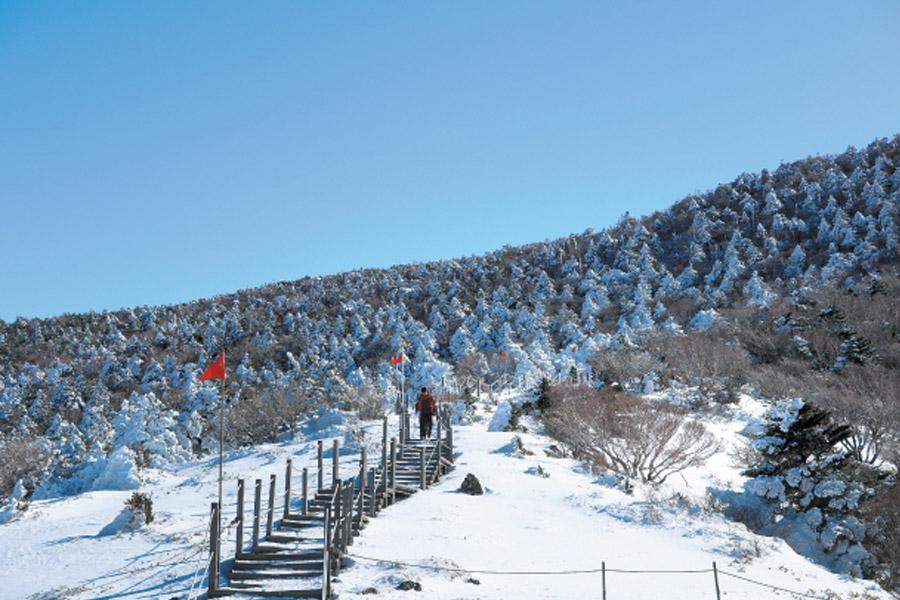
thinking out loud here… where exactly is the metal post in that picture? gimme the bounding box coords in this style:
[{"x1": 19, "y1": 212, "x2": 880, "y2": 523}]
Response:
[
  {"x1": 252, "y1": 478, "x2": 262, "y2": 550},
  {"x1": 713, "y1": 561, "x2": 721, "y2": 600},
  {"x1": 602, "y1": 561, "x2": 606, "y2": 600},
  {"x1": 284, "y1": 459, "x2": 292, "y2": 518},
  {"x1": 317, "y1": 440, "x2": 324, "y2": 491},
  {"x1": 208, "y1": 502, "x2": 220, "y2": 595},
  {"x1": 332, "y1": 439, "x2": 340, "y2": 487},
  {"x1": 235, "y1": 478, "x2": 245, "y2": 557},
  {"x1": 266, "y1": 474, "x2": 276, "y2": 538},
  {"x1": 302, "y1": 467, "x2": 309, "y2": 516},
  {"x1": 420, "y1": 446, "x2": 426, "y2": 490},
  {"x1": 389, "y1": 437, "x2": 397, "y2": 504}
]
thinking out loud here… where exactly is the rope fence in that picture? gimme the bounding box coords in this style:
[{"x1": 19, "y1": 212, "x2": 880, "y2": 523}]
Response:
[{"x1": 344, "y1": 552, "x2": 842, "y2": 600}]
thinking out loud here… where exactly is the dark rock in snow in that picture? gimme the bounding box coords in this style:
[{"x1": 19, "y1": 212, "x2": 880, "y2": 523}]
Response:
[
  {"x1": 459, "y1": 473, "x2": 484, "y2": 495},
  {"x1": 465, "y1": 577, "x2": 481, "y2": 585},
  {"x1": 396, "y1": 580, "x2": 422, "y2": 591},
  {"x1": 361, "y1": 587, "x2": 379, "y2": 594}
]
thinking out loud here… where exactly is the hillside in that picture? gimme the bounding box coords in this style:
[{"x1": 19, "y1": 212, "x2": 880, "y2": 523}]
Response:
[
  {"x1": 1, "y1": 134, "x2": 900, "y2": 594},
  {"x1": 0, "y1": 394, "x2": 893, "y2": 600}
]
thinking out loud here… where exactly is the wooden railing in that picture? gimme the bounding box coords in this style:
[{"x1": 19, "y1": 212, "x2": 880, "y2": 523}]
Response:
[{"x1": 204, "y1": 408, "x2": 455, "y2": 598}]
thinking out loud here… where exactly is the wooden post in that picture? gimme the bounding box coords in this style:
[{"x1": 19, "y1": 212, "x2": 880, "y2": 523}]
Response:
[
  {"x1": 382, "y1": 416, "x2": 388, "y2": 467},
  {"x1": 447, "y1": 422, "x2": 453, "y2": 461},
  {"x1": 713, "y1": 561, "x2": 721, "y2": 600},
  {"x1": 333, "y1": 480, "x2": 342, "y2": 554},
  {"x1": 317, "y1": 440, "x2": 324, "y2": 491},
  {"x1": 357, "y1": 447, "x2": 366, "y2": 526},
  {"x1": 436, "y1": 404, "x2": 442, "y2": 445},
  {"x1": 368, "y1": 467, "x2": 377, "y2": 517},
  {"x1": 284, "y1": 459, "x2": 292, "y2": 518},
  {"x1": 389, "y1": 437, "x2": 397, "y2": 504},
  {"x1": 344, "y1": 483, "x2": 353, "y2": 547},
  {"x1": 436, "y1": 439, "x2": 444, "y2": 479},
  {"x1": 381, "y1": 416, "x2": 388, "y2": 470},
  {"x1": 302, "y1": 467, "x2": 309, "y2": 516},
  {"x1": 601, "y1": 561, "x2": 606, "y2": 600},
  {"x1": 208, "y1": 502, "x2": 220, "y2": 595},
  {"x1": 235, "y1": 478, "x2": 245, "y2": 557},
  {"x1": 266, "y1": 474, "x2": 276, "y2": 538},
  {"x1": 321, "y1": 506, "x2": 331, "y2": 600},
  {"x1": 420, "y1": 446, "x2": 426, "y2": 490},
  {"x1": 398, "y1": 411, "x2": 404, "y2": 445},
  {"x1": 381, "y1": 416, "x2": 388, "y2": 509},
  {"x1": 332, "y1": 439, "x2": 340, "y2": 487},
  {"x1": 252, "y1": 478, "x2": 262, "y2": 550}
]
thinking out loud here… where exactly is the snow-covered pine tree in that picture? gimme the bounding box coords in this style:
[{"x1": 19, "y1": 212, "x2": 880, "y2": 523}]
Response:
[{"x1": 745, "y1": 399, "x2": 875, "y2": 576}]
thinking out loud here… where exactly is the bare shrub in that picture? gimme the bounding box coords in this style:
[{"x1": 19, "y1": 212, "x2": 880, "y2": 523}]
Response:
[
  {"x1": 0, "y1": 436, "x2": 51, "y2": 497},
  {"x1": 225, "y1": 387, "x2": 308, "y2": 445},
  {"x1": 728, "y1": 308, "x2": 794, "y2": 365},
  {"x1": 813, "y1": 366, "x2": 900, "y2": 464},
  {"x1": 649, "y1": 331, "x2": 750, "y2": 396},
  {"x1": 729, "y1": 439, "x2": 762, "y2": 472},
  {"x1": 742, "y1": 359, "x2": 816, "y2": 400},
  {"x1": 544, "y1": 387, "x2": 719, "y2": 484},
  {"x1": 455, "y1": 352, "x2": 488, "y2": 383},
  {"x1": 589, "y1": 349, "x2": 662, "y2": 387},
  {"x1": 862, "y1": 480, "x2": 900, "y2": 592},
  {"x1": 343, "y1": 386, "x2": 387, "y2": 420}
]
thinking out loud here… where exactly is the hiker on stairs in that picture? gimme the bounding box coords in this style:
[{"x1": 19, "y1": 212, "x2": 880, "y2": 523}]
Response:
[{"x1": 415, "y1": 387, "x2": 436, "y2": 439}]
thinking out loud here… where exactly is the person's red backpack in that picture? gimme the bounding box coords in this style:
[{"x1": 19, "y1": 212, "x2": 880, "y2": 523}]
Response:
[{"x1": 416, "y1": 391, "x2": 436, "y2": 416}]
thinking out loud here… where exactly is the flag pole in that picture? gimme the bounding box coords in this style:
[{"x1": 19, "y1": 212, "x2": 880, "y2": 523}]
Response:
[
  {"x1": 401, "y1": 350, "x2": 406, "y2": 415},
  {"x1": 217, "y1": 349, "x2": 225, "y2": 573}
]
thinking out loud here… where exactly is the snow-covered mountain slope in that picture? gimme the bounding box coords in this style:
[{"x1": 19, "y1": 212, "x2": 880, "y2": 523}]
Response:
[
  {"x1": 2, "y1": 134, "x2": 899, "y2": 510},
  {"x1": 0, "y1": 393, "x2": 890, "y2": 600}
]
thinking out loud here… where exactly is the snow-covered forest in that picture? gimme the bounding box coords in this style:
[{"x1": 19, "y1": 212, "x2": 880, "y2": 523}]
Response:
[{"x1": 2, "y1": 135, "x2": 900, "y2": 593}]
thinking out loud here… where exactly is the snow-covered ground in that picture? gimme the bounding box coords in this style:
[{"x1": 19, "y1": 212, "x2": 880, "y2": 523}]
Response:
[{"x1": 0, "y1": 391, "x2": 892, "y2": 599}]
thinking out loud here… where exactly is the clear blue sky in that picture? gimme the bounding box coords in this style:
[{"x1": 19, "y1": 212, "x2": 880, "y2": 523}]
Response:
[{"x1": 1, "y1": 1, "x2": 899, "y2": 321}]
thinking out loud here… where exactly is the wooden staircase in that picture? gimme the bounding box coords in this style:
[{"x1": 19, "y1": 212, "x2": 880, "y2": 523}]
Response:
[{"x1": 204, "y1": 409, "x2": 454, "y2": 599}]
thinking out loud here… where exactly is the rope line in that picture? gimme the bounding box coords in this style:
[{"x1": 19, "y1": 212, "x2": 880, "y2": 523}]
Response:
[
  {"x1": 346, "y1": 552, "x2": 848, "y2": 599},
  {"x1": 345, "y1": 552, "x2": 712, "y2": 575},
  {"x1": 718, "y1": 569, "x2": 835, "y2": 600}
]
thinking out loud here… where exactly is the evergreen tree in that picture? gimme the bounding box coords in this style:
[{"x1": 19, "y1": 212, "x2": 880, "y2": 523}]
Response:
[
  {"x1": 536, "y1": 376, "x2": 552, "y2": 411},
  {"x1": 745, "y1": 399, "x2": 875, "y2": 575}
]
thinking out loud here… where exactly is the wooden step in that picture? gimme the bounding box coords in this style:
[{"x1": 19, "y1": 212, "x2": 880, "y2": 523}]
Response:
[
  {"x1": 220, "y1": 584, "x2": 322, "y2": 598},
  {"x1": 284, "y1": 513, "x2": 326, "y2": 522},
  {"x1": 232, "y1": 561, "x2": 323, "y2": 571},
  {"x1": 263, "y1": 534, "x2": 324, "y2": 545},
  {"x1": 246, "y1": 549, "x2": 324, "y2": 560},
  {"x1": 230, "y1": 570, "x2": 320, "y2": 581}
]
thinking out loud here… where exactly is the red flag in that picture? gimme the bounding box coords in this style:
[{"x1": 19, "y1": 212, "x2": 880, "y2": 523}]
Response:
[
  {"x1": 500, "y1": 352, "x2": 508, "y2": 358},
  {"x1": 200, "y1": 352, "x2": 226, "y2": 381},
  {"x1": 571, "y1": 346, "x2": 577, "y2": 353},
  {"x1": 389, "y1": 353, "x2": 404, "y2": 365}
]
